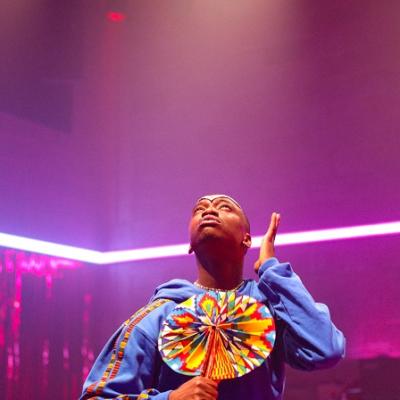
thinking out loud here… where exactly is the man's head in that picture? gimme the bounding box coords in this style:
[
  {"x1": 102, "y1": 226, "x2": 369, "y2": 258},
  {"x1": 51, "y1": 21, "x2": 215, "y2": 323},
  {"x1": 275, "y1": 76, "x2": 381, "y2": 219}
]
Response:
[{"x1": 188, "y1": 194, "x2": 251, "y2": 256}]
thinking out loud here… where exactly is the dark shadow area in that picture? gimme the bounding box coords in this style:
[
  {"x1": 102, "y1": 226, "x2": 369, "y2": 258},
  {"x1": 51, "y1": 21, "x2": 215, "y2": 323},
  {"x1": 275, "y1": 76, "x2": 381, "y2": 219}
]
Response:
[{"x1": 286, "y1": 357, "x2": 400, "y2": 400}]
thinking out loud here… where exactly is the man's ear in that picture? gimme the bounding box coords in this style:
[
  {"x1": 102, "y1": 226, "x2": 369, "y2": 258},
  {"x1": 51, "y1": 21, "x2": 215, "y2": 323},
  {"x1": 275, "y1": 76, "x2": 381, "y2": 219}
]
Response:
[{"x1": 242, "y1": 233, "x2": 252, "y2": 249}]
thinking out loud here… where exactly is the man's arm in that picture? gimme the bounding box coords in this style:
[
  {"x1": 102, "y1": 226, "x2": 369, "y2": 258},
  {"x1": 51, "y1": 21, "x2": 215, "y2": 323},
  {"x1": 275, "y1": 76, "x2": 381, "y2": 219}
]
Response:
[
  {"x1": 254, "y1": 213, "x2": 345, "y2": 370},
  {"x1": 80, "y1": 303, "x2": 219, "y2": 400},
  {"x1": 257, "y1": 257, "x2": 345, "y2": 370},
  {"x1": 80, "y1": 321, "x2": 172, "y2": 400}
]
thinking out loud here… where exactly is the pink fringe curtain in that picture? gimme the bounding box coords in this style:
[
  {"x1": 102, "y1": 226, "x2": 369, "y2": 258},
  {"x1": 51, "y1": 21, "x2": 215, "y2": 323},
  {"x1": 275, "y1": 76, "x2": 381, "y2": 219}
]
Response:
[{"x1": 0, "y1": 249, "x2": 94, "y2": 400}]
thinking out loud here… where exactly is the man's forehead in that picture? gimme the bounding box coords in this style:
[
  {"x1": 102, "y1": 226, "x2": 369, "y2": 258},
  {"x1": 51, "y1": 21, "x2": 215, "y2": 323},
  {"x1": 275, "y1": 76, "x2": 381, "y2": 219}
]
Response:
[{"x1": 196, "y1": 194, "x2": 243, "y2": 209}]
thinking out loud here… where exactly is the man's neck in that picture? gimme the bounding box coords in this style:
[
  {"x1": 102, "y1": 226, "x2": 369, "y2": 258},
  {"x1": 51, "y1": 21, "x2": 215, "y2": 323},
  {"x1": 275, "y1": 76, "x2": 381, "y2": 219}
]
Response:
[{"x1": 195, "y1": 254, "x2": 244, "y2": 290}]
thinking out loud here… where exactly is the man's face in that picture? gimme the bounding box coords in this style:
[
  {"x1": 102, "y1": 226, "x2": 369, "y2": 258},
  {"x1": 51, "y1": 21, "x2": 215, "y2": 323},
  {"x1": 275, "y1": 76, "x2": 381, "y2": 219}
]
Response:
[{"x1": 188, "y1": 195, "x2": 251, "y2": 252}]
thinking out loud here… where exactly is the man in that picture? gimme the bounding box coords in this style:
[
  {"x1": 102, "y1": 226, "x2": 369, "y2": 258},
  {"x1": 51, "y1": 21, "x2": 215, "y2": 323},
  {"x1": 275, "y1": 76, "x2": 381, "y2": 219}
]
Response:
[{"x1": 81, "y1": 194, "x2": 345, "y2": 400}]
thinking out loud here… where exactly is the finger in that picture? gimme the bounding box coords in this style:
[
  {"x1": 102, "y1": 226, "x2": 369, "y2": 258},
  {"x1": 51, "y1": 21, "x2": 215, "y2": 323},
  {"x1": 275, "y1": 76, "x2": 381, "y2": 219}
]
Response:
[
  {"x1": 270, "y1": 212, "x2": 281, "y2": 238},
  {"x1": 201, "y1": 377, "x2": 219, "y2": 389},
  {"x1": 197, "y1": 395, "x2": 217, "y2": 400},
  {"x1": 196, "y1": 376, "x2": 219, "y2": 388},
  {"x1": 258, "y1": 213, "x2": 280, "y2": 267},
  {"x1": 207, "y1": 380, "x2": 219, "y2": 388},
  {"x1": 266, "y1": 213, "x2": 276, "y2": 240},
  {"x1": 202, "y1": 387, "x2": 218, "y2": 399},
  {"x1": 258, "y1": 235, "x2": 268, "y2": 262},
  {"x1": 198, "y1": 381, "x2": 218, "y2": 398},
  {"x1": 274, "y1": 213, "x2": 281, "y2": 233},
  {"x1": 204, "y1": 387, "x2": 218, "y2": 398},
  {"x1": 197, "y1": 376, "x2": 217, "y2": 382}
]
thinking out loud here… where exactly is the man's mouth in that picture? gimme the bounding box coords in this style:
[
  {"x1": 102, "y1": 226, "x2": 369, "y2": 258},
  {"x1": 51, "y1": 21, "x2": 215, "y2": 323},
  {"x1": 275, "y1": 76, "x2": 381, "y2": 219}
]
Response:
[{"x1": 199, "y1": 217, "x2": 221, "y2": 226}]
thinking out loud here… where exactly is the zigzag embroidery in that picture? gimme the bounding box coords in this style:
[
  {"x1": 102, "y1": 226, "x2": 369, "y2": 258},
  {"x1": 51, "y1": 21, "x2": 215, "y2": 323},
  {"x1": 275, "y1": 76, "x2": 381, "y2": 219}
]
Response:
[{"x1": 84, "y1": 298, "x2": 171, "y2": 398}]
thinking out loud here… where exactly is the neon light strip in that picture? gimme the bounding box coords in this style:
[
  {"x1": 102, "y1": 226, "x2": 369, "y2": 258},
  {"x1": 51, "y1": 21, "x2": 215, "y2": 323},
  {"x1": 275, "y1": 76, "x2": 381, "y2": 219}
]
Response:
[
  {"x1": 0, "y1": 232, "x2": 103, "y2": 264},
  {"x1": 252, "y1": 221, "x2": 400, "y2": 247},
  {"x1": 1, "y1": 221, "x2": 399, "y2": 264},
  {"x1": 103, "y1": 244, "x2": 189, "y2": 264}
]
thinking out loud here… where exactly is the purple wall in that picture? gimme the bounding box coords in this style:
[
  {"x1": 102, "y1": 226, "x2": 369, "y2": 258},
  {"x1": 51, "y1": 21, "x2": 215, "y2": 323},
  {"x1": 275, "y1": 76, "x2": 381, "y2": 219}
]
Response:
[
  {"x1": 0, "y1": 1, "x2": 399, "y2": 399},
  {"x1": 1, "y1": 1, "x2": 399, "y2": 248}
]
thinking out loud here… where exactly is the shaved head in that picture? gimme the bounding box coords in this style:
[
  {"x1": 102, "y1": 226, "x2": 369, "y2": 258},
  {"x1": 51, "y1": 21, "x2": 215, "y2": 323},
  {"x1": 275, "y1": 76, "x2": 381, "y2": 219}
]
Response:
[{"x1": 196, "y1": 194, "x2": 243, "y2": 209}]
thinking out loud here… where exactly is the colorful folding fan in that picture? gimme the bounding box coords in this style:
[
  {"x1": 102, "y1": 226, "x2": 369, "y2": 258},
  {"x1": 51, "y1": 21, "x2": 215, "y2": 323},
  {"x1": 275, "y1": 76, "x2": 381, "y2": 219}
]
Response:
[{"x1": 158, "y1": 290, "x2": 276, "y2": 380}]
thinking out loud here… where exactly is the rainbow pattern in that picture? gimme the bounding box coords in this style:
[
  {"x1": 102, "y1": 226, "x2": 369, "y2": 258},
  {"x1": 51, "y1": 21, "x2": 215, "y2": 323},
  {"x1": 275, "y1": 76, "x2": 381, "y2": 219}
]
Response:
[{"x1": 158, "y1": 291, "x2": 276, "y2": 380}]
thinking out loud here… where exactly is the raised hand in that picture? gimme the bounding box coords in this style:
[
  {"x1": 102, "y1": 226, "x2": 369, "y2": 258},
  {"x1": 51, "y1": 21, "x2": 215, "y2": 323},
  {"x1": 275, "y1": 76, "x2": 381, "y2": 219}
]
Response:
[
  {"x1": 254, "y1": 212, "x2": 281, "y2": 273},
  {"x1": 169, "y1": 376, "x2": 219, "y2": 400}
]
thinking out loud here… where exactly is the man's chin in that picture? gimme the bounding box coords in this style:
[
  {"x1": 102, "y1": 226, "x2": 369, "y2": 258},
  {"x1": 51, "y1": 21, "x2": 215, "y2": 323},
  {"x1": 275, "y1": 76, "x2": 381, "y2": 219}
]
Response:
[{"x1": 191, "y1": 230, "x2": 226, "y2": 250}]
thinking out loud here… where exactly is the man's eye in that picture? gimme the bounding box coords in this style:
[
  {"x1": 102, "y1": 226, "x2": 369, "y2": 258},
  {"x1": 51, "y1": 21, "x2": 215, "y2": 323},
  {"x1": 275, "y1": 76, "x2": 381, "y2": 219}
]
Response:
[
  {"x1": 220, "y1": 204, "x2": 232, "y2": 210},
  {"x1": 194, "y1": 207, "x2": 205, "y2": 213}
]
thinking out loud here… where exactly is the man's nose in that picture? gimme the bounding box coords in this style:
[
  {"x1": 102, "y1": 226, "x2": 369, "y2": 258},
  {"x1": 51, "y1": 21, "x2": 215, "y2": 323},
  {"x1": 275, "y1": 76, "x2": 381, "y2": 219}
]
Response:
[{"x1": 202, "y1": 205, "x2": 219, "y2": 217}]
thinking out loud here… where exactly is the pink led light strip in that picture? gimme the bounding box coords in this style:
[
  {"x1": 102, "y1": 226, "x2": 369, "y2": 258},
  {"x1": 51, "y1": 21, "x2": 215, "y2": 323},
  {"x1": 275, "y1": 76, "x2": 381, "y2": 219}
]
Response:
[{"x1": 0, "y1": 221, "x2": 399, "y2": 264}]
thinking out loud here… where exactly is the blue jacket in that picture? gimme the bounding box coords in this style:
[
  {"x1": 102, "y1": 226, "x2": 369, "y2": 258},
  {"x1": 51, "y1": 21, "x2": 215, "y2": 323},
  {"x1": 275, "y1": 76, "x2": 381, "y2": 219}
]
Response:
[{"x1": 80, "y1": 258, "x2": 345, "y2": 399}]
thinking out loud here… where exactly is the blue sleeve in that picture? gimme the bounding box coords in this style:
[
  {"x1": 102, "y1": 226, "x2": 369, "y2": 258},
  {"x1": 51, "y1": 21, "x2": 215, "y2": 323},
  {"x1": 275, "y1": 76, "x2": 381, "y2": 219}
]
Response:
[
  {"x1": 257, "y1": 258, "x2": 345, "y2": 371},
  {"x1": 80, "y1": 322, "x2": 172, "y2": 400}
]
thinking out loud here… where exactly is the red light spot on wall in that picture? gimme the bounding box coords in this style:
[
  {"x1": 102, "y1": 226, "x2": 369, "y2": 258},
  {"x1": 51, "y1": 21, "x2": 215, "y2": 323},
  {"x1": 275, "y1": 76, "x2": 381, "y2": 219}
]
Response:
[{"x1": 106, "y1": 11, "x2": 126, "y2": 23}]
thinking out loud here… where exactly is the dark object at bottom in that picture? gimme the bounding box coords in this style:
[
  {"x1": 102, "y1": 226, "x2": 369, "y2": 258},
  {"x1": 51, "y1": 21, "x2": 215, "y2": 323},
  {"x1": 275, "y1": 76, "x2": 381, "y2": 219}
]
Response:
[{"x1": 359, "y1": 357, "x2": 400, "y2": 400}]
